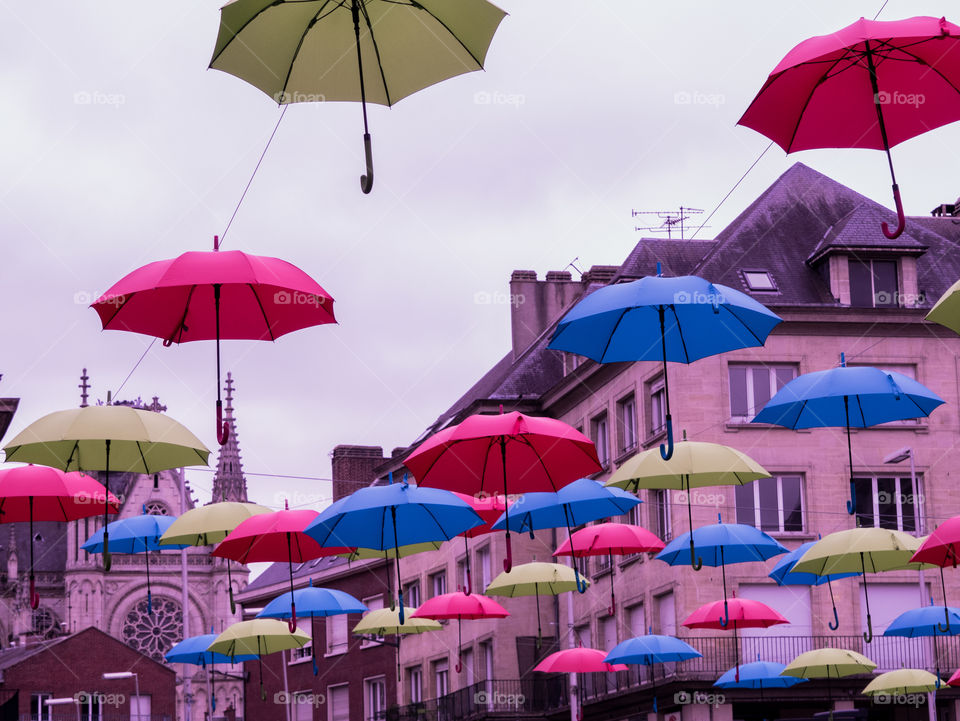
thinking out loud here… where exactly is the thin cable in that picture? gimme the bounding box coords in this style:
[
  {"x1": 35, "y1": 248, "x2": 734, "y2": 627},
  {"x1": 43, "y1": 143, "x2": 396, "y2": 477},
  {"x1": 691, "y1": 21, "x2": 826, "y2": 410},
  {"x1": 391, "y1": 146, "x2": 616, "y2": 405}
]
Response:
[
  {"x1": 873, "y1": 1, "x2": 888, "y2": 20},
  {"x1": 190, "y1": 468, "x2": 334, "y2": 483},
  {"x1": 691, "y1": 143, "x2": 774, "y2": 240},
  {"x1": 114, "y1": 338, "x2": 157, "y2": 397}
]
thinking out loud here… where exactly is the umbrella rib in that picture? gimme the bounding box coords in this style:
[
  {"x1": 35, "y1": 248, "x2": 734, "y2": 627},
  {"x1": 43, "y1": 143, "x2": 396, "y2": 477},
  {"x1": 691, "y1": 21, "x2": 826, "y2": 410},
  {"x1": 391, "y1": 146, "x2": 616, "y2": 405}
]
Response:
[
  {"x1": 99, "y1": 290, "x2": 135, "y2": 330},
  {"x1": 210, "y1": 1, "x2": 334, "y2": 67},
  {"x1": 784, "y1": 49, "x2": 857, "y2": 152},
  {"x1": 277, "y1": 6, "x2": 333, "y2": 103},
  {"x1": 136, "y1": 441, "x2": 150, "y2": 474},
  {"x1": 247, "y1": 284, "x2": 277, "y2": 342},
  {"x1": 718, "y1": 306, "x2": 767, "y2": 348},
  {"x1": 596, "y1": 309, "x2": 630, "y2": 363},
  {"x1": 871, "y1": 39, "x2": 960, "y2": 97},
  {"x1": 358, "y1": 2, "x2": 393, "y2": 107},
  {"x1": 398, "y1": 2, "x2": 489, "y2": 70},
  {"x1": 667, "y1": 304, "x2": 692, "y2": 364},
  {"x1": 420, "y1": 504, "x2": 459, "y2": 541}
]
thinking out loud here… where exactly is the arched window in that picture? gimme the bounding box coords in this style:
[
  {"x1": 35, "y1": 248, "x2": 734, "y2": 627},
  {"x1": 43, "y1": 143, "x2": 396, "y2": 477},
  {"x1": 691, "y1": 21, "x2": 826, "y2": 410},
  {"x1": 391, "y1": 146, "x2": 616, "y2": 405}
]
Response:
[
  {"x1": 122, "y1": 598, "x2": 183, "y2": 662},
  {"x1": 144, "y1": 501, "x2": 169, "y2": 516}
]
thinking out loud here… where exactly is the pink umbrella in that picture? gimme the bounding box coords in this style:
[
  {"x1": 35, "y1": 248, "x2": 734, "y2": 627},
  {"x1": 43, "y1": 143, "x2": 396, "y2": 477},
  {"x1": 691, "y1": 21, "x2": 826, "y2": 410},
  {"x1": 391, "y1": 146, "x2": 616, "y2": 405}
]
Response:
[
  {"x1": 534, "y1": 647, "x2": 628, "y2": 674},
  {"x1": 554, "y1": 523, "x2": 664, "y2": 614},
  {"x1": 451, "y1": 492, "x2": 511, "y2": 594},
  {"x1": 411, "y1": 591, "x2": 509, "y2": 671},
  {"x1": 92, "y1": 240, "x2": 336, "y2": 444},
  {"x1": 911, "y1": 515, "x2": 960, "y2": 632},
  {"x1": 404, "y1": 409, "x2": 601, "y2": 572}
]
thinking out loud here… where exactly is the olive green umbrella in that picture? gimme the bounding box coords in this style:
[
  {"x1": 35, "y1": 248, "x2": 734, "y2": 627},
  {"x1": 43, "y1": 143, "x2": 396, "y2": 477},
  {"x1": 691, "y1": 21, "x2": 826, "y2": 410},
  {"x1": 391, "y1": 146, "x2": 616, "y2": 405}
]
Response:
[
  {"x1": 783, "y1": 648, "x2": 877, "y2": 719},
  {"x1": 353, "y1": 605, "x2": 441, "y2": 681},
  {"x1": 339, "y1": 541, "x2": 444, "y2": 562},
  {"x1": 862, "y1": 668, "x2": 943, "y2": 696},
  {"x1": 3, "y1": 405, "x2": 209, "y2": 569},
  {"x1": 208, "y1": 618, "x2": 310, "y2": 700},
  {"x1": 926, "y1": 278, "x2": 960, "y2": 335},
  {"x1": 209, "y1": 0, "x2": 506, "y2": 193}
]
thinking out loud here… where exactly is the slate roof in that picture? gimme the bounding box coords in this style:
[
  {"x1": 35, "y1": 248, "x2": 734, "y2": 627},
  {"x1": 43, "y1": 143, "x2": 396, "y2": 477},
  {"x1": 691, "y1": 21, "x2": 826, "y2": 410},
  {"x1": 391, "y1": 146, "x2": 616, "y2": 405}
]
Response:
[{"x1": 242, "y1": 554, "x2": 356, "y2": 594}]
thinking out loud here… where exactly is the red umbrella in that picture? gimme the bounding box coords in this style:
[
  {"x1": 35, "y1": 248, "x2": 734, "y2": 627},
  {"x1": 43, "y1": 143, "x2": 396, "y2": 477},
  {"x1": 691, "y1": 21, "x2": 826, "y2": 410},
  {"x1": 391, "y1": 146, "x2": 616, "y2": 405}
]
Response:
[
  {"x1": 411, "y1": 591, "x2": 509, "y2": 671},
  {"x1": 92, "y1": 240, "x2": 336, "y2": 444},
  {"x1": 684, "y1": 596, "x2": 788, "y2": 681},
  {"x1": 451, "y1": 492, "x2": 511, "y2": 594},
  {"x1": 404, "y1": 410, "x2": 601, "y2": 572},
  {"x1": 533, "y1": 647, "x2": 628, "y2": 674},
  {"x1": 212, "y1": 505, "x2": 350, "y2": 630},
  {"x1": 0, "y1": 465, "x2": 119, "y2": 608},
  {"x1": 911, "y1": 516, "x2": 960, "y2": 632},
  {"x1": 554, "y1": 523, "x2": 664, "y2": 614},
  {"x1": 948, "y1": 667, "x2": 960, "y2": 687},
  {"x1": 739, "y1": 15, "x2": 960, "y2": 239}
]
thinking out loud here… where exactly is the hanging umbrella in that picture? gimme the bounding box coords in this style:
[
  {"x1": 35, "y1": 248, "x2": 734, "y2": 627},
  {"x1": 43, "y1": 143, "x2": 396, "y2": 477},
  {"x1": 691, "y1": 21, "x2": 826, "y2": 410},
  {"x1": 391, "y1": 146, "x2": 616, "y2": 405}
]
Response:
[
  {"x1": 911, "y1": 516, "x2": 960, "y2": 633},
  {"x1": 490, "y1": 479, "x2": 640, "y2": 593},
  {"x1": 208, "y1": 619, "x2": 310, "y2": 701},
  {"x1": 213, "y1": 505, "x2": 350, "y2": 631},
  {"x1": 605, "y1": 633, "x2": 701, "y2": 715},
  {"x1": 3, "y1": 404, "x2": 209, "y2": 570},
  {"x1": 927, "y1": 278, "x2": 960, "y2": 334},
  {"x1": 412, "y1": 592, "x2": 508, "y2": 671},
  {"x1": 947, "y1": 668, "x2": 960, "y2": 687},
  {"x1": 753, "y1": 353, "x2": 943, "y2": 514},
  {"x1": 451, "y1": 492, "x2": 510, "y2": 595},
  {"x1": 304, "y1": 476, "x2": 483, "y2": 623},
  {"x1": 339, "y1": 541, "x2": 444, "y2": 562},
  {"x1": 656, "y1": 519, "x2": 787, "y2": 625},
  {"x1": 863, "y1": 669, "x2": 944, "y2": 696},
  {"x1": 82, "y1": 511, "x2": 188, "y2": 613},
  {"x1": 257, "y1": 580, "x2": 367, "y2": 675},
  {"x1": 683, "y1": 596, "x2": 789, "y2": 681},
  {"x1": 166, "y1": 632, "x2": 258, "y2": 719},
  {"x1": 554, "y1": 523, "x2": 664, "y2": 614},
  {"x1": 715, "y1": 660, "x2": 807, "y2": 689},
  {"x1": 739, "y1": 15, "x2": 960, "y2": 239},
  {"x1": 534, "y1": 647, "x2": 628, "y2": 673},
  {"x1": 403, "y1": 410, "x2": 601, "y2": 573},
  {"x1": 209, "y1": 0, "x2": 506, "y2": 194},
  {"x1": 783, "y1": 647, "x2": 877, "y2": 717},
  {"x1": 353, "y1": 605, "x2": 442, "y2": 682},
  {"x1": 91, "y1": 244, "x2": 336, "y2": 444},
  {"x1": 769, "y1": 540, "x2": 862, "y2": 631},
  {"x1": 548, "y1": 267, "x2": 782, "y2": 460},
  {"x1": 792, "y1": 527, "x2": 928, "y2": 642},
  {"x1": 606, "y1": 437, "x2": 769, "y2": 568},
  {"x1": 0, "y1": 465, "x2": 119, "y2": 608},
  {"x1": 485, "y1": 561, "x2": 588, "y2": 648},
  {"x1": 883, "y1": 602, "x2": 960, "y2": 687}
]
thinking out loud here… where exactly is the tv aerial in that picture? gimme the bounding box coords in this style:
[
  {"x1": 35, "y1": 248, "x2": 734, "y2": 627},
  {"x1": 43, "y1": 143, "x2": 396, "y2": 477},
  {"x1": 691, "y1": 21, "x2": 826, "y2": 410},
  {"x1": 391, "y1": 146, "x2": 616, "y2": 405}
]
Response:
[{"x1": 632, "y1": 207, "x2": 707, "y2": 239}]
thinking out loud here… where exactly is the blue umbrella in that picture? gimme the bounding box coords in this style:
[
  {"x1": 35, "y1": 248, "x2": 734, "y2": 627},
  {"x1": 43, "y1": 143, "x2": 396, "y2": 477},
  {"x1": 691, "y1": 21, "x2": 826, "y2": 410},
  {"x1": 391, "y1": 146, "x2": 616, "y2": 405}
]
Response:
[
  {"x1": 657, "y1": 519, "x2": 787, "y2": 626},
  {"x1": 305, "y1": 474, "x2": 483, "y2": 622},
  {"x1": 753, "y1": 353, "x2": 944, "y2": 514},
  {"x1": 83, "y1": 511, "x2": 188, "y2": 613},
  {"x1": 548, "y1": 265, "x2": 782, "y2": 459},
  {"x1": 166, "y1": 632, "x2": 259, "y2": 716},
  {"x1": 714, "y1": 660, "x2": 807, "y2": 689},
  {"x1": 769, "y1": 540, "x2": 861, "y2": 631},
  {"x1": 489, "y1": 479, "x2": 641, "y2": 592},
  {"x1": 884, "y1": 601, "x2": 960, "y2": 687},
  {"x1": 257, "y1": 580, "x2": 368, "y2": 675},
  {"x1": 605, "y1": 631, "x2": 701, "y2": 714}
]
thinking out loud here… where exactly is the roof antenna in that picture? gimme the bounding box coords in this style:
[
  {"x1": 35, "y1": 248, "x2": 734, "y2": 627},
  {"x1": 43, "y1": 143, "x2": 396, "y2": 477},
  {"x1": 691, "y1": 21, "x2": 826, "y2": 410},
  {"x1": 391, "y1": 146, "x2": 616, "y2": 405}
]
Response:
[
  {"x1": 632, "y1": 207, "x2": 707, "y2": 239},
  {"x1": 565, "y1": 257, "x2": 583, "y2": 277}
]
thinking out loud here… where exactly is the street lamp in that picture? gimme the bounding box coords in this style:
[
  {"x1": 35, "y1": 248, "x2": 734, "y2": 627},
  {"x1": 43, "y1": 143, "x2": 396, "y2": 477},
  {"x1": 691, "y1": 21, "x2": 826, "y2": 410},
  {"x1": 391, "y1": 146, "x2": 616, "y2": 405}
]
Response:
[
  {"x1": 44, "y1": 697, "x2": 80, "y2": 721},
  {"x1": 103, "y1": 672, "x2": 141, "y2": 721}
]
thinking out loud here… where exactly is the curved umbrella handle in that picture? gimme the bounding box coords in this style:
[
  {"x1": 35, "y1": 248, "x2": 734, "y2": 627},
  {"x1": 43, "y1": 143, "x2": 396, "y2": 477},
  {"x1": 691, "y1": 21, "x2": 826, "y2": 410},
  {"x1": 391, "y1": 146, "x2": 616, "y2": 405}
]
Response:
[
  {"x1": 608, "y1": 590, "x2": 616, "y2": 617},
  {"x1": 103, "y1": 530, "x2": 111, "y2": 572},
  {"x1": 735, "y1": 664, "x2": 740, "y2": 683},
  {"x1": 535, "y1": 634, "x2": 542, "y2": 650},
  {"x1": 503, "y1": 535, "x2": 513, "y2": 573},
  {"x1": 846, "y1": 480, "x2": 856, "y2": 515},
  {"x1": 828, "y1": 606, "x2": 839, "y2": 631},
  {"x1": 863, "y1": 614, "x2": 873, "y2": 644},
  {"x1": 573, "y1": 563, "x2": 588, "y2": 594},
  {"x1": 659, "y1": 415, "x2": 674, "y2": 460},
  {"x1": 939, "y1": 606, "x2": 951, "y2": 634},
  {"x1": 882, "y1": 184, "x2": 905, "y2": 240},
  {"x1": 217, "y1": 400, "x2": 230, "y2": 446},
  {"x1": 288, "y1": 603, "x2": 297, "y2": 634},
  {"x1": 690, "y1": 540, "x2": 703, "y2": 571},
  {"x1": 360, "y1": 133, "x2": 373, "y2": 194},
  {"x1": 455, "y1": 655, "x2": 462, "y2": 674},
  {"x1": 29, "y1": 577, "x2": 39, "y2": 610},
  {"x1": 718, "y1": 599, "x2": 730, "y2": 628},
  {"x1": 260, "y1": 683, "x2": 266, "y2": 702}
]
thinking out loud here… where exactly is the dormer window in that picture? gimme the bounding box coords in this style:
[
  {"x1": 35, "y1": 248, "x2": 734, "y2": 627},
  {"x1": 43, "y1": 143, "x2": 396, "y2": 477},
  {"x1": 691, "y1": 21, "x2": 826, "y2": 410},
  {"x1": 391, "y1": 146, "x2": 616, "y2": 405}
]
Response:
[
  {"x1": 743, "y1": 270, "x2": 776, "y2": 291},
  {"x1": 849, "y1": 259, "x2": 897, "y2": 307}
]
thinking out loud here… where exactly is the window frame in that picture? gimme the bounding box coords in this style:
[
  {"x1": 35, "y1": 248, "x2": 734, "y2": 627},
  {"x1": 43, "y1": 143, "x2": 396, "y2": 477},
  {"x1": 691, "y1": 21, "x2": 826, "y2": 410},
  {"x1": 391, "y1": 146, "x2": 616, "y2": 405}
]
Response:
[
  {"x1": 728, "y1": 362, "x2": 798, "y2": 422},
  {"x1": 735, "y1": 474, "x2": 806, "y2": 535},
  {"x1": 742, "y1": 269, "x2": 777, "y2": 292},
  {"x1": 854, "y1": 474, "x2": 922, "y2": 532},
  {"x1": 650, "y1": 488, "x2": 671, "y2": 543},
  {"x1": 403, "y1": 580, "x2": 421, "y2": 609},
  {"x1": 591, "y1": 411, "x2": 610, "y2": 468},
  {"x1": 327, "y1": 683, "x2": 350, "y2": 721},
  {"x1": 615, "y1": 393, "x2": 638, "y2": 458},
  {"x1": 363, "y1": 676, "x2": 387, "y2": 721},
  {"x1": 325, "y1": 613, "x2": 349, "y2": 657},
  {"x1": 429, "y1": 570, "x2": 447, "y2": 599},
  {"x1": 407, "y1": 665, "x2": 423, "y2": 704},
  {"x1": 848, "y1": 257, "x2": 899, "y2": 308},
  {"x1": 360, "y1": 595, "x2": 385, "y2": 648}
]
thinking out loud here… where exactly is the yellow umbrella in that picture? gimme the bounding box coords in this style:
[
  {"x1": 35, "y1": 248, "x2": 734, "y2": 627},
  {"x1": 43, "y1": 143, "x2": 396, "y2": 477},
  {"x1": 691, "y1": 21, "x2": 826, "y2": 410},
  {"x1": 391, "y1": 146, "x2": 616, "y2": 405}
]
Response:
[
  {"x1": 3, "y1": 405, "x2": 209, "y2": 569},
  {"x1": 605, "y1": 437, "x2": 769, "y2": 569},
  {"x1": 339, "y1": 541, "x2": 444, "y2": 562},
  {"x1": 782, "y1": 648, "x2": 876, "y2": 679},
  {"x1": 353, "y1": 606, "x2": 441, "y2": 681},
  {"x1": 926, "y1": 278, "x2": 960, "y2": 335},
  {"x1": 208, "y1": 618, "x2": 311, "y2": 700},
  {"x1": 862, "y1": 668, "x2": 943, "y2": 696}
]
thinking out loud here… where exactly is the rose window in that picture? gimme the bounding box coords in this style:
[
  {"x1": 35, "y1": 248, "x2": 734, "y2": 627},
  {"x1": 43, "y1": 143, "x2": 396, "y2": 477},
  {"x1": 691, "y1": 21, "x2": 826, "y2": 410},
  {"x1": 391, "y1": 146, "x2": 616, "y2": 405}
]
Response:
[{"x1": 122, "y1": 597, "x2": 182, "y2": 662}]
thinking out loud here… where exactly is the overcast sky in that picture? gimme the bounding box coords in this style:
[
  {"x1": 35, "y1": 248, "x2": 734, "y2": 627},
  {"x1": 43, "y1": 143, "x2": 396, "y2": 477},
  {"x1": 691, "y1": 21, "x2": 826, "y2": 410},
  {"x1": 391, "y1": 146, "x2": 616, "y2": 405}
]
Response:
[{"x1": 3, "y1": 0, "x2": 960, "y2": 512}]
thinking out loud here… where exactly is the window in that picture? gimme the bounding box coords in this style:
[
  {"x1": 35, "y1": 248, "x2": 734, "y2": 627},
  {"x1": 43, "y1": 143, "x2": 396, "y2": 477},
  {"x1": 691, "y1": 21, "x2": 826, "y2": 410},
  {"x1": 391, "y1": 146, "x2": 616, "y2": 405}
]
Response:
[
  {"x1": 646, "y1": 377, "x2": 666, "y2": 437},
  {"x1": 364, "y1": 677, "x2": 386, "y2": 721},
  {"x1": 627, "y1": 604, "x2": 646, "y2": 637},
  {"x1": 729, "y1": 363, "x2": 797, "y2": 420},
  {"x1": 591, "y1": 412, "x2": 609, "y2": 467},
  {"x1": 328, "y1": 684, "x2": 349, "y2": 721},
  {"x1": 404, "y1": 580, "x2": 421, "y2": 608},
  {"x1": 31, "y1": 693, "x2": 52, "y2": 721},
  {"x1": 735, "y1": 475, "x2": 804, "y2": 534},
  {"x1": 594, "y1": 548, "x2": 612, "y2": 574},
  {"x1": 456, "y1": 559, "x2": 468, "y2": 593},
  {"x1": 78, "y1": 692, "x2": 103, "y2": 721},
  {"x1": 476, "y1": 547, "x2": 492, "y2": 590},
  {"x1": 429, "y1": 571, "x2": 446, "y2": 599},
  {"x1": 574, "y1": 623, "x2": 592, "y2": 648},
  {"x1": 743, "y1": 270, "x2": 777, "y2": 291},
  {"x1": 479, "y1": 640, "x2": 494, "y2": 679},
  {"x1": 361, "y1": 596, "x2": 385, "y2": 648},
  {"x1": 408, "y1": 666, "x2": 423, "y2": 704},
  {"x1": 326, "y1": 614, "x2": 348, "y2": 655},
  {"x1": 461, "y1": 647, "x2": 475, "y2": 684},
  {"x1": 290, "y1": 617, "x2": 314, "y2": 661},
  {"x1": 739, "y1": 584, "x2": 812, "y2": 663},
  {"x1": 849, "y1": 258, "x2": 898, "y2": 307},
  {"x1": 651, "y1": 489, "x2": 671, "y2": 542},
  {"x1": 656, "y1": 591, "x2": 676, "y2": 636},
  {"x1": 292, "y1": 691, "x2": 312, "y2": 721},
  {"x1": 616, "y1": 394, "x2": 637, "y2": 455},
  {"x1": 854, "y1": 475, "x2": 919, "y2": 532},
  {"x1": 598, "y1": 616, "x2": 618, "y2": 692},
  {"x1": 433, "y1": 659, "x2": 449, "y2": 698}
]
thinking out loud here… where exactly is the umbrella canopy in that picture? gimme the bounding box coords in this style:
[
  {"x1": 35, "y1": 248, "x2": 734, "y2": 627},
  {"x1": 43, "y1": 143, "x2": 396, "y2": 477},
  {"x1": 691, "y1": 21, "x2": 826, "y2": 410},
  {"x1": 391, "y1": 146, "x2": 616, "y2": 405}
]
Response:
[
  {"x1": 450, "y1": 492, "x2": 511, "y2": 595},
  {"x1": 753, "y1": 356, "x2": 944, "y2": 513},
  {"x1": 534, "y1": 647, "x2": 627, "y2": 673},
  {"x1": 165, "y1": 633, "x2": 258, "y2": 666},
  {"x1": 210, "y1": 0, "x2": 506, "y2": 193},
  {"x1": 548, "y1": 272, "x2": 781, "y2": 459},
  {"x1": 607, "y1": 439, "x2": 769, "y2": 568},
  {"x1": 604, "y1": 634, "x2": 701, "y2": 666},
  {"x1": 770, "y1": 540, "x2": 862, "y2": 631},
  {"x1": 339, "y1": 541, "x2": 444, "y2": 561},
  {"x1": 404, "y1": 410, "x2": 599, "y2": 572},
  {"x1": 862, "y1": 669, "x2": 944, "y2": 696},
  {"x1": 683, "y1": 597, "x2": 789, "y2": 630},
  {"x1": 715, "y1": 661, "x2": 807, "y2": 689},
  {"x1": 92, "y1": 247, "x2": 336, "y2": 444},
  {"x1": 885, "y1": 605, "x2": 960, "y2": 637},
  {"x1": 412, "y1": 591, "x2": 509, "y2": 672},
  {"x1": 352, "y1": 607, "x2": 442, "y2": 636},
  {"x1": 208, "y1": 619, "x2": 311, "y2": 700},
  {"x1": 912, "y1": 518, "x2": 960, "y2": 633},
  {"x1": 782, "y1": 648, "x2": 877, "y2": 679},
  {"x1": 927, "y1": 278, "x2": 960, "y2": 335},
  {"x1": 0, "y1": 465, "x2": 120, "y2": 609},
  {"x1": 948, "y1": 668, "x2": 960, "y2": 687}
]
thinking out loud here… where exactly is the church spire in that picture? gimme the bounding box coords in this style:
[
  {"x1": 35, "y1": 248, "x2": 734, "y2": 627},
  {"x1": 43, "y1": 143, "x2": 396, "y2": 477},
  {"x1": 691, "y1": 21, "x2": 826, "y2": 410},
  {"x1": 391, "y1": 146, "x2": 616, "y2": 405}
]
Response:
[
  {"x1": 211, "y1": 372, "x2": 248, "y2": 503},
  {"x1": 79, "y1": 369, "x2": 90, "y2": 408}
]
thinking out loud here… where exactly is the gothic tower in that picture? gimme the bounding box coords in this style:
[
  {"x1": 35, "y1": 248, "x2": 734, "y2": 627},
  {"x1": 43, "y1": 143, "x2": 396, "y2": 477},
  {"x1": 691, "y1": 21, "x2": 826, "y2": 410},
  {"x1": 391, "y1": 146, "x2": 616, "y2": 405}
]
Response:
[{"x1": 211, "y1": 372, "x2": 248, "y2": 503}]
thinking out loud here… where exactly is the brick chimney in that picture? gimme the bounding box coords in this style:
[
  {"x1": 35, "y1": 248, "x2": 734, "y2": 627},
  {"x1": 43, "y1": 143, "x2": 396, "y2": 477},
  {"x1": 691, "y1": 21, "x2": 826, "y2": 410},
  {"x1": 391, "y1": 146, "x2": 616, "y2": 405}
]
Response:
[
  {"x1": 509, "y1": 270, "x2": 581, "y2": 359},
  {"x1": 331, "y1": 445, "x2": 385, "y2": 502}
]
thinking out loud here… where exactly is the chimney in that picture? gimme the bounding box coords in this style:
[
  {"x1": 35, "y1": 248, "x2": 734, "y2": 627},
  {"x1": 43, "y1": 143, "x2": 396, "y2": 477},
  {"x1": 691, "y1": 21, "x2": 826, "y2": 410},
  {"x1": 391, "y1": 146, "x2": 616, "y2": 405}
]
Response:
[
  {"x1": 331, "y1": 445, "x2": 385, "y2": 502},
  {"x1": 931, "y1": 200, "x2": 960, "y2": 217},
  {"x1": 509, "y1": 270, "x2": 580, "y2": 359},
  {"x1": 580, "y1": 265, "x2": 619, "y2": 286}
]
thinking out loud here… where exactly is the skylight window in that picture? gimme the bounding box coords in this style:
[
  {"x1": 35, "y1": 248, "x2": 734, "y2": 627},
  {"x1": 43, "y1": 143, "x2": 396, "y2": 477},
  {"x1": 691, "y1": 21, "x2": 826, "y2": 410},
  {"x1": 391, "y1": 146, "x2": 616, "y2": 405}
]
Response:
[{"x1": 743, "y1": 271, "x2": 776, "y2": 291}]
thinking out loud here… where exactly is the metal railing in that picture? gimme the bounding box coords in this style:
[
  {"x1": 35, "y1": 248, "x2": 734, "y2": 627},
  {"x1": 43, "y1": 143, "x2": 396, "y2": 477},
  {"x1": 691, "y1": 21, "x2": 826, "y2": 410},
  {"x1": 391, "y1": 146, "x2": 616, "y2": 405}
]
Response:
[{"x1": 386, "y1": 678, "x2": 567, "y2": 721}]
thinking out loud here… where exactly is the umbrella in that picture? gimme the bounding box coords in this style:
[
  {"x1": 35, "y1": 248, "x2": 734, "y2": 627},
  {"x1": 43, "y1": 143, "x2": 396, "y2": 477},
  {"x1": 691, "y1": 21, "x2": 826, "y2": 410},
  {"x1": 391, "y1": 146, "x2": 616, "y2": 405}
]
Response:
[
  {"x1": 403, "y1": 410, "x2": 601, "y2": 572},
  {"x1": 534, "y1": 647, "x2": 627, "y2": 673},
  {"x1": 485, "y1": 561, "x2": 588, "y2": 648},
  {"x1": 213, "y1": 505, "x2": 350, "y2": 630},
  {"x1": 715, "y1": 660, "x2": 806, "y2": 689},
  {"x1": 258, "y1": 580, "x2": 367, "y2": 675},
  {"x1": 948, "y1": 668, "x2": 960, "y2": 687},
  {"x1": 339, "y1": 541, "x2": 444, "y2": 562},
  {"x1": 208, "y1": 619, "x2": 310, "y2": 700},
  {"x1": 606, "y1": 436, "x2": 769, "y2": 568},
  {"x1": 451, "y1": 492, "x2": 510, "y2": 595},
  {"x1": 927, "y1": 278, "x2": 960, "y2": 335},
  {"x1": 82, "y1": 511, "x2": 188, "y2": 613},
  {"x1": 740, "y1": 16, "x2": 960, "y2": 239},
  {"x1": 783, "y1": 647, "x2": 877, "y2": 716},
  {"x1": 656, "y1": 519, "x2": 787, "y2": 625},
  {"x1": 911, "y1": 516, "x2": 960, "y2": 632},
  {"x1": 159, "y1": 500, "x2": 272, "y2": 614},
  {"x1": 547, "y1": 267, "x2": 782, "y2": 460},
  {"x1": 165, "y1": 632, "x2": 258, "y2": 718},
  {"x1": 412, "y1": 591, "x2": 508, "y2": 671},
  {"x1": 91, "y1": 245, "x2": 335, "y2": 444},
  {"x1": 769, "y1": 540, "x2": 862, "y2": 631},
  {"x1": 209, "y1": 0, "x2": 506, "y2": 194},
  {"x1": 792, "y1": 527, "x2": 927, "y2": 642},
  {"x1": 554, "y1": 522, "x2": 664, "y2": 614},
  {"x1": 490, "y1": 479, "x2": 640, "y2": 592},
  {"x1": 863, "y1": 668, "x2": 944, "y2": 696},
  {"x1": 304, "y1": 475, "x2": 483, "y2": 623},
  {"x1": 2, "y1": 404, "x2": 209, "y2": 569},
  {"x1": 0, "y1": 465, "x2": 119, "y2": 608},
  {"x1": 605, "y1": 632, "x2": 701, "y2": 714},
  {"x1": 883, "y1": 601, "x2": 960, "y2": 686},
  {"x1": 684, "y1": 596, "x2": 789, "y2": 680},
  {"x1": 353, "y1": 605, "x2": 441, "y2": 682},
  {"x1": 753, "y1": 353, "x2": 944, "y2": 514}
]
